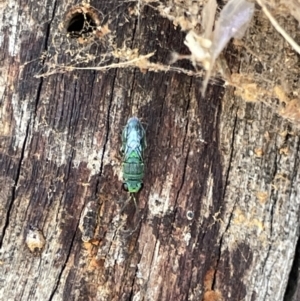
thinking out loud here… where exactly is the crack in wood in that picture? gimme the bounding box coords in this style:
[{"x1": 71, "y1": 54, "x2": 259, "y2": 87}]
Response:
[
  {"x1": 222, "y1": 109, "x2": 238, "y2": 201},
  {"x1": 211, "y1": 109, "x2": 238, "y2": 290},
  {"x1": 180, "y1": 77, "x2": 193, "y2": 154},
  {"x1": 0, "y1": 0, "x2": 58, "y2": 250},
  {"x1": 95, "y1": 70, "x2": 117, "y2": 196},
  {"x1": 284, "y1": 233, "x2": 300, "y2": 300},
  {"x1": 48, "y1": 218, "x2": 80, "y2": 301},
  {"x1": 0, "y1": 111, "x2": 31, "y2": 248},
  {"x1": 269, "y1": 151, "x2": 279, "y2": 238},
  {"x1": 260, "y1": 244, "x2": 272, "y2": 301},
  {"x1": 174, "y1": 144, "x2": 190, "y2": 211}
]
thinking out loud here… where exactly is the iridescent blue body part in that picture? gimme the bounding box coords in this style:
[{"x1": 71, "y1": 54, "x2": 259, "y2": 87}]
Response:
[{"x1": 121, "y1": 117, "x2": 146, "y2": 194}]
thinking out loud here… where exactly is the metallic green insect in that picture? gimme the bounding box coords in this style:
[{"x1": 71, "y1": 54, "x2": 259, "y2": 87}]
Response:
[{"x1": 121, "y1": 116, "x2": 146, "y2": 194}]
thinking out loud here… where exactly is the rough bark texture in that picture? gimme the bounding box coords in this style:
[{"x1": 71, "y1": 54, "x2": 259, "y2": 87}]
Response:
[{"x1": 1, "y1": 1, "x2": 300, "y2": 301}]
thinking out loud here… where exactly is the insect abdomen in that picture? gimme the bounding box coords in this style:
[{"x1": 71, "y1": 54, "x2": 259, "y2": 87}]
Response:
[{"x1": 123, "y1": 159, "x2": 144, "y2": 180}]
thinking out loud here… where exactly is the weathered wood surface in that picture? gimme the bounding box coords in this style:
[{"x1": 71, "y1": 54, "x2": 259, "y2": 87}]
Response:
[{"x1": 1, "y1": 1, "x2": 300, "y2": 301}]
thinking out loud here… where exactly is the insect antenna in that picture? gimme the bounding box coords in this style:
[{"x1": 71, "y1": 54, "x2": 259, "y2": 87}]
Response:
[
  {"x1": 119, "y1": 195, "x2": 132, "y2": 213},
  {"x1": 122, "y1": 212, "x2": 145, "y2": 238},
  {"x1": 131, "y1": 194, "x2": 137, "y2": 209}
]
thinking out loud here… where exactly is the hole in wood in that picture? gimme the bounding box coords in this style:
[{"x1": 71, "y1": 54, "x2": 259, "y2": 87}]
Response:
[{"x1": 65, "y1": 6, "x2": 99, "y2": 39}]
